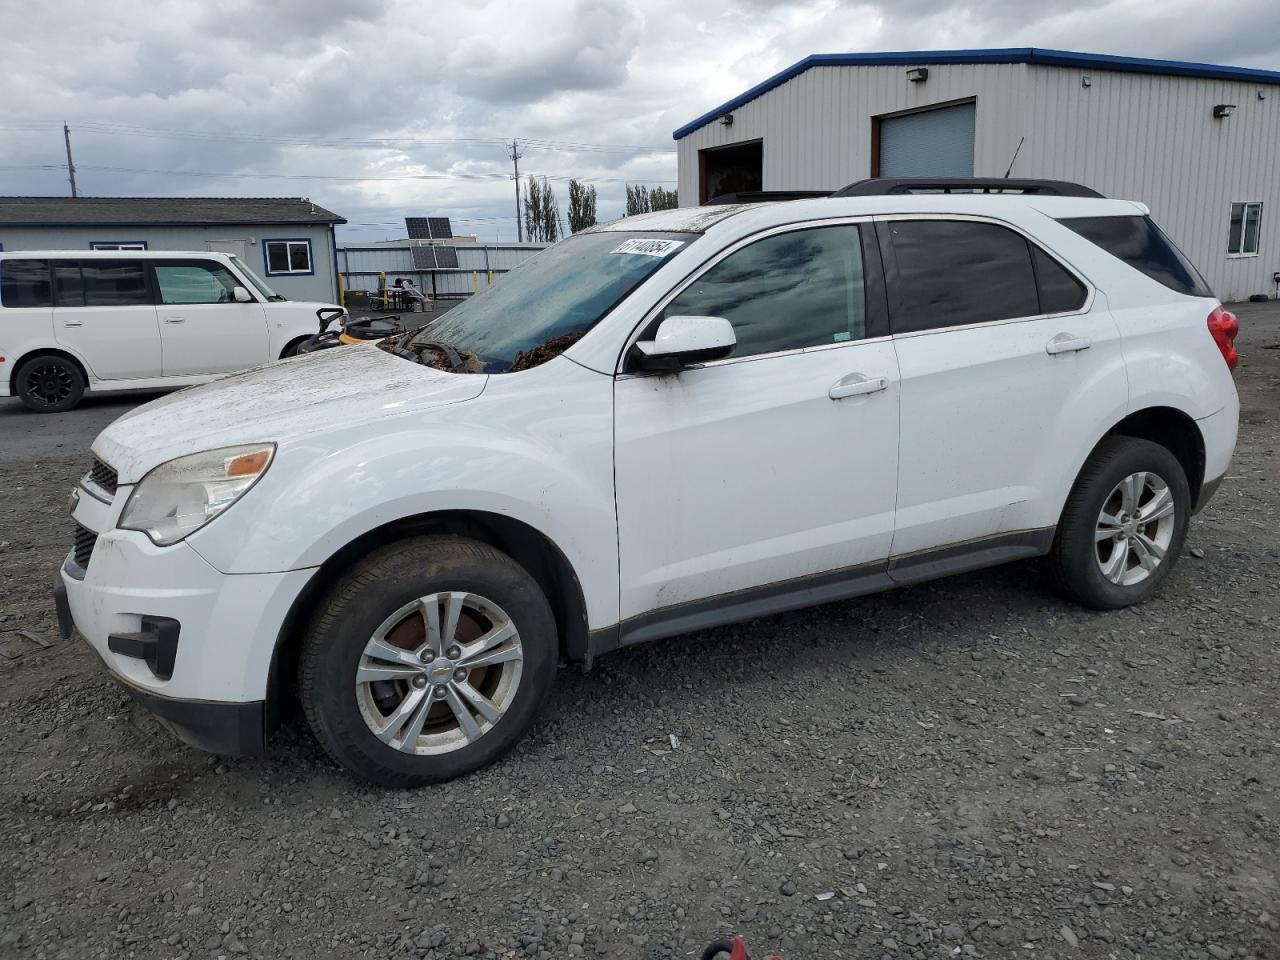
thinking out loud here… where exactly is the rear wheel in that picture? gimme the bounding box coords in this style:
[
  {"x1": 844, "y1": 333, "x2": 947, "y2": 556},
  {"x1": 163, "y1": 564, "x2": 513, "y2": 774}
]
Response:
[
  {"x1": 15, "y1": 354, "x2": 85, "y2": 413},
  {"x1": 298, "y1": 536, "x2": 557, "y2": 786},
  {"x1": 1049, "y1": 437, "x2": 1190, "y2": 609}
]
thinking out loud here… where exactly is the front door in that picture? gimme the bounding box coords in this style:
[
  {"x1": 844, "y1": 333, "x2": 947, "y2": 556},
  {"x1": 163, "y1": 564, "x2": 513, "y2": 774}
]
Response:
[
  {"x1": 614, "y1": 222, "x2": 900, "y2": 629},
  {"x1": 152, "y1": 259, "x2": 270, "y2": 376}
]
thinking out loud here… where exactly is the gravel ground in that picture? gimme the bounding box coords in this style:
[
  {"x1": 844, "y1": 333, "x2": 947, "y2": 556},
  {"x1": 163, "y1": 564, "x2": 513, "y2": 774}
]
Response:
[{"x1": 1, "y1": 306, "x2": 1277, "y2": 960}]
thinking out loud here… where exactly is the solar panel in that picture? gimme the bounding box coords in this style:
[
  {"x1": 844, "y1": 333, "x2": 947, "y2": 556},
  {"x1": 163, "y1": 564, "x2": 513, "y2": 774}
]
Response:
[
  {"x1": 427, "y1": 217, "x2": 452, "y2": 239},
  {"x1": 433, "y1": 246, "x2": 459, "y2": 269},
  {"x1": 405, "y1": 217, "x2": 432, "y2": 240},
  {"x1": 410, "y1": 245, "x2": 437, "y2": 269}
]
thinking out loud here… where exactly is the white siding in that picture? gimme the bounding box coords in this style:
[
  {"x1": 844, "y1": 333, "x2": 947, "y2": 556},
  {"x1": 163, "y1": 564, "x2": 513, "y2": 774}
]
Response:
[{"x1": 677, "y1": 63, "x2": 1280, "y2": 301}]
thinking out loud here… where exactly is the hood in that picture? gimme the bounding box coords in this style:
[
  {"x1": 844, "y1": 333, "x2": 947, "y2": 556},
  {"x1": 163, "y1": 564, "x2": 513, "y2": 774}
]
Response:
[{"x1": 94, "y1": 345, "x2": 487, "y2": 482}]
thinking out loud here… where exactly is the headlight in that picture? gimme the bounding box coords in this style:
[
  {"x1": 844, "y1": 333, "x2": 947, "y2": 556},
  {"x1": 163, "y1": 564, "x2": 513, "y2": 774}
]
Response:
[{"x1": 119, "y1": 444, "x2": 275, "y2": 546}]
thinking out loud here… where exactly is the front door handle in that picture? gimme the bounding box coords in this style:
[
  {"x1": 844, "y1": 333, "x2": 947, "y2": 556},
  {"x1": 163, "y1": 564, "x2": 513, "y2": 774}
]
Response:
[
  {"x1": 163, "y1": 316, "x2": 186, "y2": 324},
  {"x1": 1046, "y1": 333, "x2": 1091, "y2": 355},
  {"x1": 829, "y1": 373, "x2": 889, "y2": 400}
]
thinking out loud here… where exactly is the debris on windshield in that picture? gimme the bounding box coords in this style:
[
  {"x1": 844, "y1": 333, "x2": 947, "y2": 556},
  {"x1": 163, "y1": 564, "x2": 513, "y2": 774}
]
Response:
[
  {"x1": 508, "y1": 332, "x2": 586, "y2": 372},
  {"x1": 378, "y1": 332, "x2": 483, "y2": 373}
]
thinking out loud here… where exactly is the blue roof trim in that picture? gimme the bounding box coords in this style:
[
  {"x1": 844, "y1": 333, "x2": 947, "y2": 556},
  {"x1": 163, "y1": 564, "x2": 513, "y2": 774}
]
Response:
[{"x1": 672, "y1": 47, "x2": 1280, "y2": 140}]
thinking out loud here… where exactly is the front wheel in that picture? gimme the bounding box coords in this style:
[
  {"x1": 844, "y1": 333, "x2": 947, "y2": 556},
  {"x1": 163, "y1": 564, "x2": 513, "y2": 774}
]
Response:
[
  {"x1": 1048, "y1": 436, "x2": 1191, "y2": 610},
  {"x1": 298, "y1": 536, "x2": 557, "y2": 786}
]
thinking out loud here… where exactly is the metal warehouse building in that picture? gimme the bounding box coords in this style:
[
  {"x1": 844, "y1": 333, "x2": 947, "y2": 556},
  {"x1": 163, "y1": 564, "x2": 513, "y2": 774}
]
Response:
[
  {"x1": 674, "y1": 48, "x2": 1280, "y2": 302},
  {"x1": 0, "y1": 197, "x2": 345, "y2": 303}
]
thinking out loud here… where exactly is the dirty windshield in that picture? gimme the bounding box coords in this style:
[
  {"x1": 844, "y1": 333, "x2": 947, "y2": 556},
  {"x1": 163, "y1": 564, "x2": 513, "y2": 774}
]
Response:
[{"x1": 406, "y1": 231, "x2": 693, "y2": 372}]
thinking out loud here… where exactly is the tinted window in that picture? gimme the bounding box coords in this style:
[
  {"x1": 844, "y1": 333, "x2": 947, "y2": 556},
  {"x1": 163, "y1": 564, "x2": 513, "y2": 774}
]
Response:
[
  {"x1": 154, "y1": 261, "x2": 242, "y2": 304},
  {"x1": 1031, "y1": 247, "x2": 1087, "y2": 313},
  {"x1": 664, "y1": 225, "x2": 867, "y2": 358},
  {"x1": 888, "y1": 220, "x2": 1039, "y2": 333},
  {"x1": 81, "y1": 261, "x2": 150, "y2": 306},
  {"x1": 54, "y1": 262, "x2": 85, "y2": 306},
  {"x1": 1059, "y1": 215, "x2": 1213, "y2": 297},
  {"x1": 0, "y1": 260, "x2": 51, "y2": 308}
]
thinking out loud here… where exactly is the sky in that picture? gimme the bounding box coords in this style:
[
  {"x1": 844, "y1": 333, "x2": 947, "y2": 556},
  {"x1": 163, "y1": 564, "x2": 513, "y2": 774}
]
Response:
[{"x1": 1, "y1": 0, "x2": 1278, "y2": 243}]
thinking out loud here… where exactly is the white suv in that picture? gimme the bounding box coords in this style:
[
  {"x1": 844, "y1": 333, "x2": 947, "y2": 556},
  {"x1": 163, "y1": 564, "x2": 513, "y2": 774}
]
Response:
[
  {"x1": 0, "y1": 250, "x2": 342, "y2": 412},
  {"x1": 55, "y1": 179, "x2": 1240, "y2": 786}
]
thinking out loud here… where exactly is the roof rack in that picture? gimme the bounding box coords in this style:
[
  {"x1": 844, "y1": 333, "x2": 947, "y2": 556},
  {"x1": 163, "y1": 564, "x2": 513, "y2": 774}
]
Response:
[
  {"x1": 706, "y1": 190, "x2": 831, "y2": 205},
  {"x1": 832, "y1": 177, "x2": 1104, "y2": 198}
]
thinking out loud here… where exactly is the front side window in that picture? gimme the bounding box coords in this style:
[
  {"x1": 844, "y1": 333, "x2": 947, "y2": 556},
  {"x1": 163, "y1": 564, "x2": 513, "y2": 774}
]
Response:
[
  {"x1": 154, "y1": 261, "x2": 243, "y2": 304},
  {"x1": 231, "y1": 257, "x2": 281, "y2": 300},
  {"x1": 0, "y1": 259, "x2": 51, "y2": 308},
  {"x1": 264, "y1": 240, "x2": 312, "y2": 275},
  {"x1": 90, "y1": 241, "x2": 148, "y2": 251},
  {"x1": 663, "y1": 225, "x2": 868, "y2": 358},
  {"x1": 887, "y1": 220, "x2": 1040, "y2": 333},
  {"x1": 1228, "y1": 202, "x2": 1262, "y2": 256},
  {"x1": 80, "y1": 261, "x2": 150, "y2": 306}
]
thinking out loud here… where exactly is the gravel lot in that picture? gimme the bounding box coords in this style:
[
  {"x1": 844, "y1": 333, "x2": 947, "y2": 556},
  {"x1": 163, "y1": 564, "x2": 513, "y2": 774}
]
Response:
[{"x1": 1, "y1": 306, "x2": 1277, "y2": 960}]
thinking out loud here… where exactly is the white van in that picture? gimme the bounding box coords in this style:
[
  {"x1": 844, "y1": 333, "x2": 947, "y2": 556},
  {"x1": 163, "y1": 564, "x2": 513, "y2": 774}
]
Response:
[{"x1": 0, "y1": 250, "x2": 343, "y2": 411}]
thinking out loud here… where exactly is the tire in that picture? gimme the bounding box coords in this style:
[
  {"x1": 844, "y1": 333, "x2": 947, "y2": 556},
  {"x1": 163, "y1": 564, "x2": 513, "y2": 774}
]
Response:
[
  {"x1": 1048, "y1": 436, "x2": 1191, "y2": 610},
  {"x1": 14, "y1": 354, "x2": 86, "y2": 413},
  {"x1": 298, "y1": 535, "x2": 557, "y2": 786},
  {"x1": 280, "y1": 337, "x2": 310, "y2": 358}
]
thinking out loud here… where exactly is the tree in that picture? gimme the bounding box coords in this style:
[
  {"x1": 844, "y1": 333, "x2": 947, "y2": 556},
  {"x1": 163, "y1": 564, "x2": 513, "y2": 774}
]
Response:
[
  {"x1": 523, "y1": 175, "x2": 561, "y2": 242},
  {"x1": 649, "y1": 186, "x2": 679, "y2": 211},
  {"x1": 540, "y1": 178, "x2": 560, "y2": 243},
  {"x1": 625, "y1": 184, "x2": 650, "y2": 216},
  {"x1": 567, "y1": 179, "x2": 597, "y2": 233}
]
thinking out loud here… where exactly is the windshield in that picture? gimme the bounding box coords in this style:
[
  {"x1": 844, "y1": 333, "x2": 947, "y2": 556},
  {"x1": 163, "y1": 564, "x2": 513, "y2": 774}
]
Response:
[
  {"x1": 407, "y1": 231, "x2": 694, "y2": 372},
  {"x1": 230, "y1": 256, "x2": 284, "y2": 301}
]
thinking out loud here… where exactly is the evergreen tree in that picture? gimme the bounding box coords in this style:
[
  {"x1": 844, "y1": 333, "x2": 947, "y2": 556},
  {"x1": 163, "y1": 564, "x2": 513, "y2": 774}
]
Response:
[
  {"x1": 649, "y1": 186, "x2": 679, "y2": 211},
  {"x1": 523, "y1": 175, "x2": 543, "y2": 242},
  {"x1": 567, "y1": 179, "x2": 598, "y2": 233},
  {"x1": 625, "y1": 184, "x2": 651, "y2": 216},
  {"x1": 540, "y1": 178, "x2": 560, "y2": 243}
]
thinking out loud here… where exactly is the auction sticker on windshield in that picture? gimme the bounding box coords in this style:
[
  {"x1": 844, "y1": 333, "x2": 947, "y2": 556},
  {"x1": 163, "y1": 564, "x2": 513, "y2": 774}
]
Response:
[{"x1": 611, "y1": 238, "x2": 685, "y2": 258}]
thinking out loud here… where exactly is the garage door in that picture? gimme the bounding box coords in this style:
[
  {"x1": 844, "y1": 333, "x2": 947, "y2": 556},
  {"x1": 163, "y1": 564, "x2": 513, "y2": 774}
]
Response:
[{"x1": 879, "y1": 102, "x2": 976, "y2": 177}]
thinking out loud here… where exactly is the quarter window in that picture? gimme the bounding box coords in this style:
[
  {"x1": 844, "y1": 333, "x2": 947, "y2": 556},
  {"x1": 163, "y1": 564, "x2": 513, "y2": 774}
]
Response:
[
  {"x1": 1030, "y1": 246, "x2": 1087, "y2": 314},
  {"x1": 1228, "y1": 202, "x2": 1262, "y2": 256},
  {"x1": 264, "y1": 240, "x2": 312, "y2": 275},
  {"x1": 79, "y1": 261, "x2": 150, "y2": 306},
  {"x1": 887, "y1": 220, "x2": 1040, "y2": 333},
  {"x1": 154, "y1": 261, "x2": 244, "y2": 304},
  {"x1": 0, "y1": 260, "x2": 51, "y2": 308},
  {"x1": 663, "y1": 225, "x2": 868, "y2": 359}
]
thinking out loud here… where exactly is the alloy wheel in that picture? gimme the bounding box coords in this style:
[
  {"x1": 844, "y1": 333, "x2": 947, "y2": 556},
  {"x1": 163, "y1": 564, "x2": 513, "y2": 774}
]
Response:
[
  {"x1": 354, "y1": 591, "x2": 524, "y2": 755},
  {"x1": 24, "y1": 362, "x2": 74, "y2": 408},
  {"x1": 1094, "y1": 471, "x2": 1176, "y2": 586}
]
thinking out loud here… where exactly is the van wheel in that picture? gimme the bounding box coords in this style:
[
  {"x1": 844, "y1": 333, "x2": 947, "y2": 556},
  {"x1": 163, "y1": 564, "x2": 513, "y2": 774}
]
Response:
[
  {"x1": 298, "y1": 536, "x2": 557, "y2": 787},
  {"x1": 15, "y1": 355, "x2": 86, "y2": 413},
  {"x1": 280, "y1": 337, "x2": 310, "y2": 358},
  {"x1": 1048, "y1": 437, "x2": 1190, "y2": 610}
]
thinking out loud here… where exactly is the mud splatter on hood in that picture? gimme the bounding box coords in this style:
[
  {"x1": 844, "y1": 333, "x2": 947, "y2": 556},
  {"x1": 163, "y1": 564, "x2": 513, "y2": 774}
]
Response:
[{"x1": 93, "y1": 344, "x2": 487, "y2": 483}]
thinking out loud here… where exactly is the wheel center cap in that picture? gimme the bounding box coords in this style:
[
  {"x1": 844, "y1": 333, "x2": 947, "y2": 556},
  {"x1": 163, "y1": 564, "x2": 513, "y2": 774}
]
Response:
[{"x1": 426, "y1": 658, "x2": 454, "y2": 681}]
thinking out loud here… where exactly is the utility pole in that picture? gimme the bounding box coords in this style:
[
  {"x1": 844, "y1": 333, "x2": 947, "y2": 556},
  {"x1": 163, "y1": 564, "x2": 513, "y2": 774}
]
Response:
[
  {"x1": 63, "y1": 122, "x2": 78, "y2": 197},
  {"x1": 507, "y1": 138, "x2": 523, "y2": 242}
]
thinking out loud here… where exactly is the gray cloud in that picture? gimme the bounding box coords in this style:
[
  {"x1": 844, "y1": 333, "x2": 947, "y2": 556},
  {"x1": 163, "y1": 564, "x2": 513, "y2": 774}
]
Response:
[{"x1": 0, "y1": 0, "x2": 1276, "y2": 241}]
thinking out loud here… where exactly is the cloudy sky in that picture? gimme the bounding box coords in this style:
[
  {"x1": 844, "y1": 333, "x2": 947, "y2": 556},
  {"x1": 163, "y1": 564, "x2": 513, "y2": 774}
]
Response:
[{"x1": 1, "y1": 0, "x2": 1277, "y2": 242}]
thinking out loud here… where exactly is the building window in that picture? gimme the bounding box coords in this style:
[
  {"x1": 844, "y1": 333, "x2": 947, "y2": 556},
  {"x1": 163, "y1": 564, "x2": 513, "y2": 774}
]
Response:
[
  {"x1": 1228, "y1": 202, "x2": 1262, "y2": 256},
  {"x1": 264, "y1": 239, "x2": 313, "y2": 275},
  {"x1": 89, "y1": 241, "x2": 148, "y2": 251}
]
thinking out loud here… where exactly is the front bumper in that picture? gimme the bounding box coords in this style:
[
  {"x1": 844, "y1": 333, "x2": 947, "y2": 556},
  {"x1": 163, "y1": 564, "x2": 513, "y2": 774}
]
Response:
[{"x1": 60, "y1": 487, "x2": 314, "y2": 753}]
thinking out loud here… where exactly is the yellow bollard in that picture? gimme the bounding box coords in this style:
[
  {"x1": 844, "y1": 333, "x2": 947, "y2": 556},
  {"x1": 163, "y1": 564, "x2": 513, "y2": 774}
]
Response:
[
  {"x1": 337, "y1": 272, "x2": 346, "y2": 307},
  {"x1": 472, "y1": 271, "x2": 479, "y2": 293}
]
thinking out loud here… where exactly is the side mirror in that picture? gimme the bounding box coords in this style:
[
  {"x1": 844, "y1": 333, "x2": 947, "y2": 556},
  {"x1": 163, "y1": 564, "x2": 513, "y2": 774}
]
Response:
[
  {"x1": 233, "y1": 285, "x2": 253, "y2": 303},
  {"x1": 631, "y1": 315, "x2": 736, "y2": 371}
]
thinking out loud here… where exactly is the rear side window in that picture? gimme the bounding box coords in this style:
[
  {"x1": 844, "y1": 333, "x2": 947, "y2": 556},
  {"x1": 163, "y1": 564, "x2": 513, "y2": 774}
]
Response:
[
  {"x1": 1059, "y1": 215, "x2": 1212, "y2": 297},
  {"x1": 80, "y1": 261, "x2": 150, "y2": 306},
  {"x1": 1, "y1": 260, "x2": 52, "y2": 308},
  {"x1": 887, "y1": 220, "x2": 1039, "y2": 333}
]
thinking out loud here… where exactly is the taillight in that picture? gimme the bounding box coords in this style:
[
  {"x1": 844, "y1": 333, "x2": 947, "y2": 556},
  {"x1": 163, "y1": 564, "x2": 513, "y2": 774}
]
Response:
[{"x1": 1207, "y1": 305, "x2": 1239, "y2": 372}]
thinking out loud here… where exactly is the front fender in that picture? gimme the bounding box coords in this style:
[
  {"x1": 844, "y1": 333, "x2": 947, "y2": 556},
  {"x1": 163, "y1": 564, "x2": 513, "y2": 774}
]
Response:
[{"x1": 187, "y1": 357, "x2": 619, "y2": 629}]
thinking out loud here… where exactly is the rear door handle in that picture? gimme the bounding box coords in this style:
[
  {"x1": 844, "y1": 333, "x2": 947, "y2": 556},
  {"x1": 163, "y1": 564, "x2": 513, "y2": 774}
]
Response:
[
  {"x1": 62, "y1": 319, "x2": 83, "y2": 327},
  {"x1": 829, "y1": 373, "x2": 889, "y2": 400},
  {"x1": 163, "y1": 316, "x2": 185, "y2": 324},
  {"x1": 1046, "y1": 333, "x2": 1091, "y2": 355}
]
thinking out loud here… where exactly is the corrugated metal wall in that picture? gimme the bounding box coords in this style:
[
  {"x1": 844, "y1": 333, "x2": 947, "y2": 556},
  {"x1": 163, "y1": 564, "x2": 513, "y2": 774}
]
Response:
[
  {"x1": 0, "y1": 223, "x2": 339, "y2": 302},
  {"x1": 337, "y1": 242, "x2": 546, "y2": 298},
  {"x1": 677, "y1": 63, "x2": 1280, "y2": 301}
]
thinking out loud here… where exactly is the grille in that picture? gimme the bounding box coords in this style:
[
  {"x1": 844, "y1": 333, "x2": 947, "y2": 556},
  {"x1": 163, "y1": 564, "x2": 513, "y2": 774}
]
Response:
[
  {"x1": 73, "y1": 524, "x2": 97, "y2": 569},
  {"x1": 88, "y1": 458, "x2": 118, "y2": 496}
]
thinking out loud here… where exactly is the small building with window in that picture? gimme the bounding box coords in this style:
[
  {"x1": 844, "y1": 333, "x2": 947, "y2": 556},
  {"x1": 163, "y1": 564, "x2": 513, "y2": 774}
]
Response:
[
  {"x1": 0, "y1": 196, "x2": 345, "y2": 302},
  {"x1": 674, "y1": 48, "x2": 1280, "y2": 301}
]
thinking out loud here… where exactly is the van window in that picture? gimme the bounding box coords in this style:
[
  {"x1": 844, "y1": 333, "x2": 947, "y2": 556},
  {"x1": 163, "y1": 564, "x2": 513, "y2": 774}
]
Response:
[
  {"x1": 1058, "y1": 215, "x2": 1212, "y2": 297},
  {"x1": 80, "y1": 261, "x2": 150, "y2": 307},
  {"x1": 0, "y1": 260, "x2": 52, "y2": 308},
  {"x1": 54, "y1": 262, "x2": 85, "y2": 306},
  {"x1": 154, "y1": 261, "x2": 243, "y2": 304}
]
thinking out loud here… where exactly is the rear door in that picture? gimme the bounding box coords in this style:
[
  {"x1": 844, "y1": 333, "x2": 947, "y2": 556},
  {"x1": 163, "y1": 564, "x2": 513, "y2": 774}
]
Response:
[
  {"x1": 883, "y1": 216, "x2": 1128, "y2": 563},
  {"x1": 52, "y1": 259, "x2": 161, "y2": 381},
  {"x1": 152, "y1": 259, "x2": 269, "y2": 376}
]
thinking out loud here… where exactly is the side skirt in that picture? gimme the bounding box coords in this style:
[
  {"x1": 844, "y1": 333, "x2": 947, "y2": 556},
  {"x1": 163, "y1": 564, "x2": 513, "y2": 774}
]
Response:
[{"x1": 589, "y1": 527, "x2": 1055, "y2": 658}]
